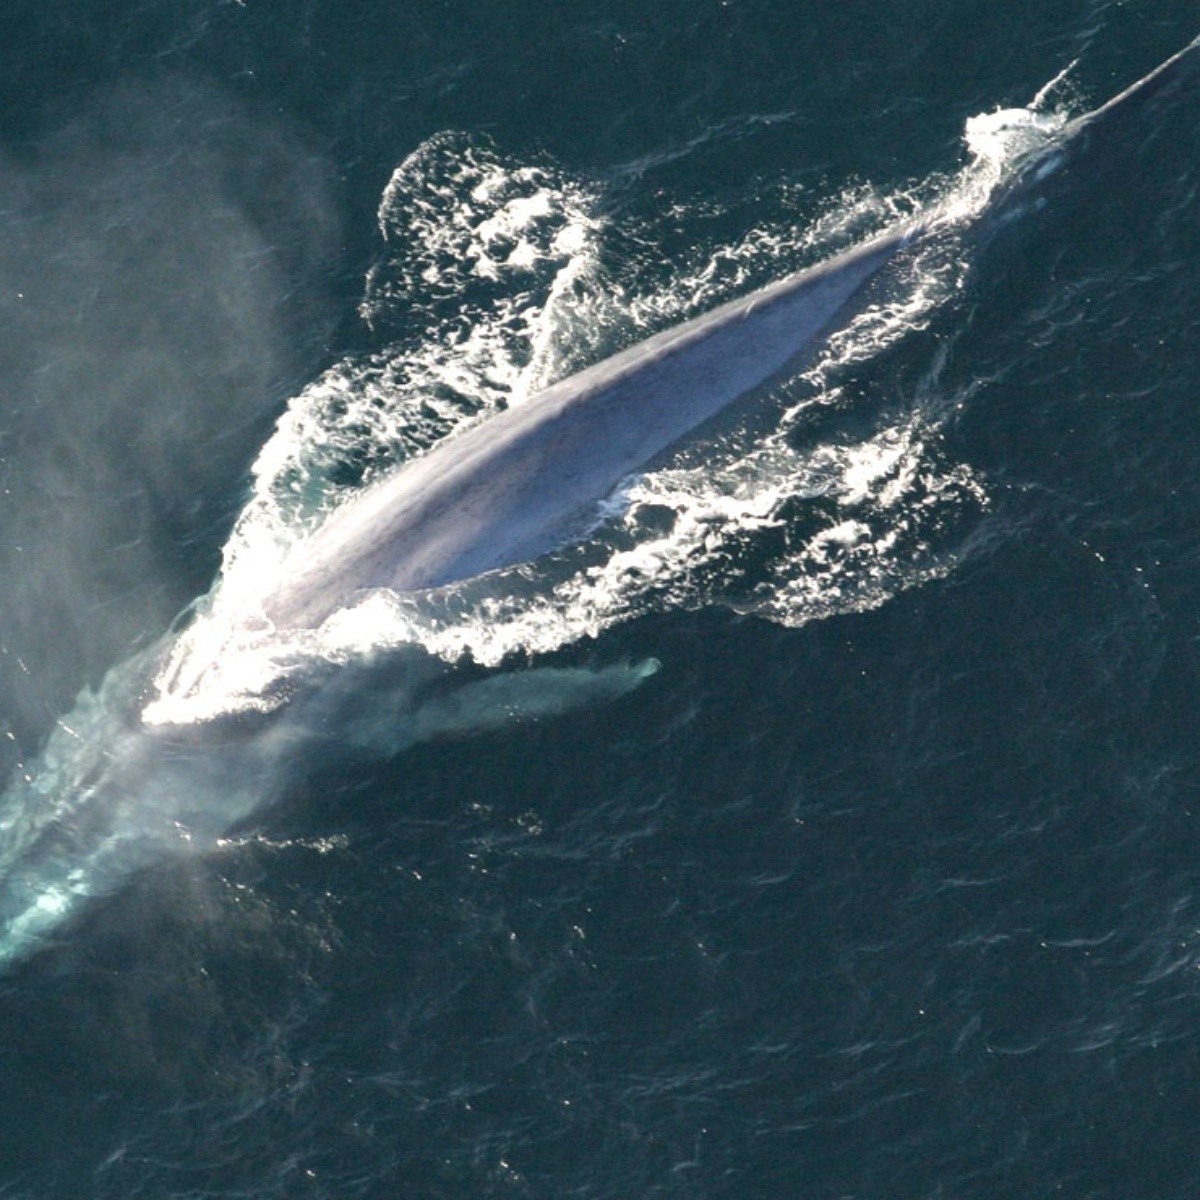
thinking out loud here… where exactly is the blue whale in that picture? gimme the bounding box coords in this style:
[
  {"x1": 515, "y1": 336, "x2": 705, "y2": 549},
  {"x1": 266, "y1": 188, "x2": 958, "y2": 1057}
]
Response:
[{"x1": 0, "y1": 34, "x2": 1197, "y2": 968}]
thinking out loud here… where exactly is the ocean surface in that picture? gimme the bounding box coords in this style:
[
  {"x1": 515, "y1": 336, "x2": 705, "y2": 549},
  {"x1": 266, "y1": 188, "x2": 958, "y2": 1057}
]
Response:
[{"x1": 2, "y1": 1, "x2": 1200, "y2": 1196}]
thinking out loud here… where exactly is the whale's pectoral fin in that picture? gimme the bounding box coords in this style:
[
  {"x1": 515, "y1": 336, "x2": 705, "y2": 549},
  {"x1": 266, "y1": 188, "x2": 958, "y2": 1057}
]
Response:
[
  {"x1": 414, "y1": 657, "x2": 662, "y2": 741},
  {"x1": 341, "y1": 658, "x2": 661, "y2": 758}
]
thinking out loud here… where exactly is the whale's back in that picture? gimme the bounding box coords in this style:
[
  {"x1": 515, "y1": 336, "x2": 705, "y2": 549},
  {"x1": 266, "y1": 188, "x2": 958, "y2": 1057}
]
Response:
[{"x1": 262, "y1": 227, "x2": 917, "y2": 628}]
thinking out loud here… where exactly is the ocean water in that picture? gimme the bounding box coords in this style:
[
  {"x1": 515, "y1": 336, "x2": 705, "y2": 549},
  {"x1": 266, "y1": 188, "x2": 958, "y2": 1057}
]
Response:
[{"x1": 2, "y1": 1, "x2": 1200, "y2": 1196}]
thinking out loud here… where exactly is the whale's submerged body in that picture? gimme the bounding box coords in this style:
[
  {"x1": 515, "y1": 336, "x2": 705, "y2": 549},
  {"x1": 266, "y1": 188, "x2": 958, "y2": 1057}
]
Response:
[{"x1": 1, "y1": 33, "x2": 1198, "y2": 968}]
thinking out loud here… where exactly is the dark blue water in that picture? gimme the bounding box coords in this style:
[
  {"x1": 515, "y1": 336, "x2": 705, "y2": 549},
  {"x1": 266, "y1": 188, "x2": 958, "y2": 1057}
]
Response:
[{"x1": 2, "y1": 2, "x2": 1200, "y2": 1196}]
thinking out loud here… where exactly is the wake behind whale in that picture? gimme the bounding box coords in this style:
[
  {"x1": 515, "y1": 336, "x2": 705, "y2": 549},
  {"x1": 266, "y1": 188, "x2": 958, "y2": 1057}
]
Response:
[{"x1": 1, "y1": 37, "x2": 1196, "y2": 968}]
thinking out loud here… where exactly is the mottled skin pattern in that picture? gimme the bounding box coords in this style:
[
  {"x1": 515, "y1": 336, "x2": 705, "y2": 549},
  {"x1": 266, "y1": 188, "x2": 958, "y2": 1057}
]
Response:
[{"x1": 262, "y1": 226, "x2": 921, "y2": 629}]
